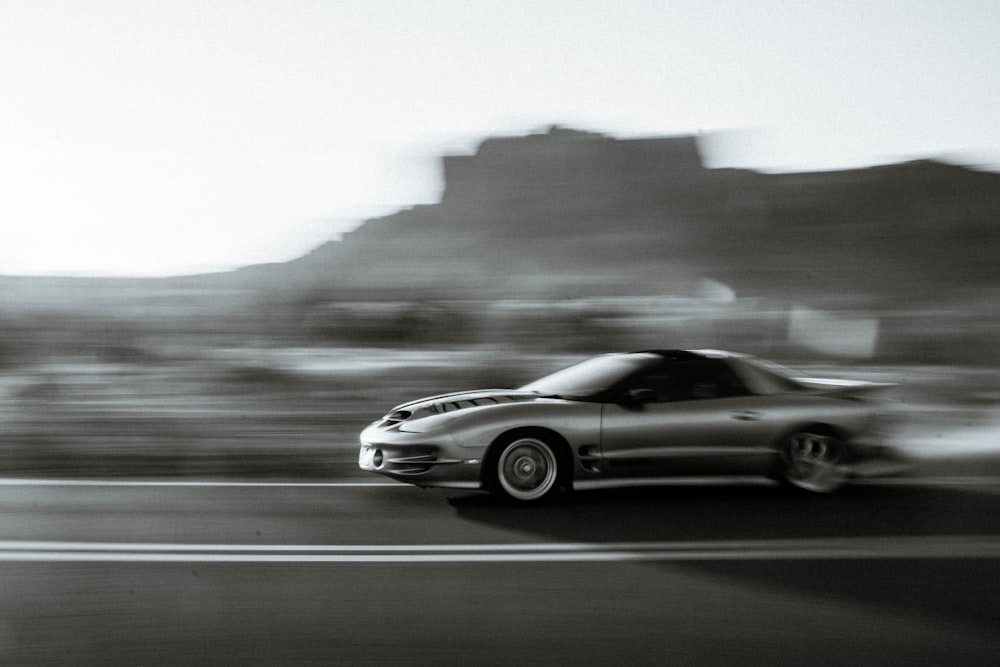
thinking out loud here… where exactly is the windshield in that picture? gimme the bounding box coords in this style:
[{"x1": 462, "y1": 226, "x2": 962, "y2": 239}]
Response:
[{"x1": 519, "y1": 354, "x2": 651, "y2": 399}]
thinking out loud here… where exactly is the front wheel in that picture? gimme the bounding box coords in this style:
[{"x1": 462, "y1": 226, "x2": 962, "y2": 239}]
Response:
[
  {"x1": 780, "y1": 430, "x2": 846, "y2": 493},
  {"x1": 493, "y1": 436, "x2": 560, "y2": 502}
]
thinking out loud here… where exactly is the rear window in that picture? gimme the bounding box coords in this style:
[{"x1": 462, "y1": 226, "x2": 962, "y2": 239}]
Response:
[{"x1": 728, "y1": 357, "x2": 806, "y2": 395}]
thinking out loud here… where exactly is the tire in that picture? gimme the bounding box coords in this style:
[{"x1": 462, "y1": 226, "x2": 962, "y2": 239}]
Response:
[
  {"x1": 780, "y1": 429, "x2": 846, "y2": 493},
  {"x1": 492, "y1": 435, "x2": 561, "y2": 502}
]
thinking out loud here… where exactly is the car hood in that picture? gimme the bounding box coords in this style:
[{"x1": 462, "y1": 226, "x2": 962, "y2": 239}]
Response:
[{"x1": 378, "y1": 389, "x2": 542, "y2": 425}]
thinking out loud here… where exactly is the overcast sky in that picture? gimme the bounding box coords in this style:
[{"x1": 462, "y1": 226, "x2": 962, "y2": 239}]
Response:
[{"x1": 2, "y1": 0, "x2": 999, "y2": 277}]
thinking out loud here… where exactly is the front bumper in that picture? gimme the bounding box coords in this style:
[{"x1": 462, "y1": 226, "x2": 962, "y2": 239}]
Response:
[{"x1": 358, "y1": 425, "x2": 484, "y2": 488}]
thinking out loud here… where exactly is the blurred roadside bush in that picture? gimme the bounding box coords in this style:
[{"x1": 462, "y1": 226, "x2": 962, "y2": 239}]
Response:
[{"x1": 0, "y1": 291, "x2": 997, "y2": 479}]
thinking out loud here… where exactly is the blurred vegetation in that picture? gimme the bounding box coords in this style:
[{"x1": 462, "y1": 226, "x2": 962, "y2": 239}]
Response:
[{"x1": 0, "y1": 294, "x2": 998, "y2": 479}]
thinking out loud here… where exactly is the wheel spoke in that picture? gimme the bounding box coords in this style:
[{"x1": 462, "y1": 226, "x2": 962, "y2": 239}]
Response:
[
  {"x1": 496, "y1": 438, "x2": 558, "y2": 501},
  {"x1": 783, "y1": 432, "x2": 844, "y2": 493}
]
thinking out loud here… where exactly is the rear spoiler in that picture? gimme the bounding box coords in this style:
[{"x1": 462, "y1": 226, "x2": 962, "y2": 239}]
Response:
[{"x1": 794, "y1": 377, "x2": 898, "y2": 398}]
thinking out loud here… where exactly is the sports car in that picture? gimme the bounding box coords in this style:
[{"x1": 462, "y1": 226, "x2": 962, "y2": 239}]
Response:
[{"x1": 358, "y1": 349, "x2": 908, "y2": 502}]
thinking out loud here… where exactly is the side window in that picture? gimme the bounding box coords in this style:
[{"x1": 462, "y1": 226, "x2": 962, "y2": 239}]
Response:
[
  {"x1": 678, "y1": 359, "x2": 750, "y2": 399},
  {"x1": 624, "y1": 366, "x2": 684, "y2": 403},
  {"x1": 624, "y1": 359, "x2": 749, "y2": 402}
]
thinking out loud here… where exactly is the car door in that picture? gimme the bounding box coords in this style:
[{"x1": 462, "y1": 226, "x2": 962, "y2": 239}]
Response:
[{"x1": 600, "y1": 358, "x2": 783, "y2": 468}]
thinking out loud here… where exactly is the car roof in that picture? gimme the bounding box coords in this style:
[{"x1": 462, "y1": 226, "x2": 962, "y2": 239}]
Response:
[{"x1": 633, "y1": 349, "x2": 745, "y2": 360}]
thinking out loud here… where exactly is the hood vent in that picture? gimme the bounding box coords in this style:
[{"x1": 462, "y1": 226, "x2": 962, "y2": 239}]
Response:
[{"x1": 381, "y1": 410, "x2": 412, "y2": 426}]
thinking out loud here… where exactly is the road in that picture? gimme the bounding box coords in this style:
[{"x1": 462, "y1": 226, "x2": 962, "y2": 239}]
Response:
[{"x1": 1, "y1": 475, "x2": 999, "y2": 666}]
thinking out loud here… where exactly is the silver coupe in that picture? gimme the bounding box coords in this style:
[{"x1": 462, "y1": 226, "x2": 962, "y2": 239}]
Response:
[{"x1": 358, "y1": 350, "x2": 907, "y2": 502}]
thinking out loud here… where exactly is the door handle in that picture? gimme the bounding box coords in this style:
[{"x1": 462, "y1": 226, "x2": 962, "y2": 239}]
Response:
[{"x1": 731, "y1": 410, "x2": 761, "y2": 421}]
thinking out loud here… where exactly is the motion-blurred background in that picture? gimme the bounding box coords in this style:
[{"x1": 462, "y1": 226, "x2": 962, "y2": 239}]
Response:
[
  {"x1": 2, "y1": 127, "x2": 999, "y2": 478},
  {"x1": 3, "y1": 1, "x2": 1000, "y2": 479}
]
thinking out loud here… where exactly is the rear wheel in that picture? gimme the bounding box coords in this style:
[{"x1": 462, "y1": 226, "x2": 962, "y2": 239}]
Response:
[
  {"x1": 493, "y1": 435, "x2": 560, "y2": 502},
  {"x1": 780, "y1": 430, "x2": 846, "y2": 493}
]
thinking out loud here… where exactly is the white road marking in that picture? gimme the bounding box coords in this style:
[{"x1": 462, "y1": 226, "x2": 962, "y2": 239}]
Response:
[
  {"x1": 0, "y1": 478, "x2": 403, "y2": 487},
  {"x1": 2, "y1": 476, "x2": 1000, "y2": 489},
  {"x1": 857, "y1": 476, "x2": 1000, "y2": 486},
  {"x1": 1, "y1": 536, "x2": 998, "y2": 563}
]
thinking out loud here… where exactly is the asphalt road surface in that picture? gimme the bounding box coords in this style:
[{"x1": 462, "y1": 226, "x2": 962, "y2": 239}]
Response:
[{"x1": 1, "y1": 475, "x2": 999, "y2": 666}]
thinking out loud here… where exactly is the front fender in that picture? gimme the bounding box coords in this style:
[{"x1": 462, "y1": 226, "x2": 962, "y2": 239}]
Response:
[{"x1": 445, "y1": 400, "x2": 603, "y2": 456}]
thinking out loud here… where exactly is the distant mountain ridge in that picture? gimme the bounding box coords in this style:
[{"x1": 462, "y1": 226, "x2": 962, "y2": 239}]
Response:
[
  {"x1": 262, "y1": 126, "x2": 1000, "y2": 305},
  {"x1": 4, "y1": 126, "x2": 999, "y2": 310}
]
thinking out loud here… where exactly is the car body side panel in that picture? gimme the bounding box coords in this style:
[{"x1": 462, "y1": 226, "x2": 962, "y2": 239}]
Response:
[
  {"x1": 597, "y1": 392, "x2": 878, "y2": 478},
  {"x1": 600, "y1": 395, "x2": 783, "y2": 460},
  {"x1": 443, "y1": 399, "x2": 604, "y2": 462}
]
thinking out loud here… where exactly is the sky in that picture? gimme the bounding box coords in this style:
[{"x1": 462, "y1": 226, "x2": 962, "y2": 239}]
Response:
[{"x1": 2, "y1": 0, "x2": 999, "y2": 277}]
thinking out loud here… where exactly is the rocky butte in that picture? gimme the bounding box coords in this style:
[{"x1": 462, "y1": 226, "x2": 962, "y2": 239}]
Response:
[
  {"x1": 247, "y1": 126, "x2": 1000, "y2": 309},
  {"x1": 2, "y1": 126, "x2": 999, "y2": 360}
]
